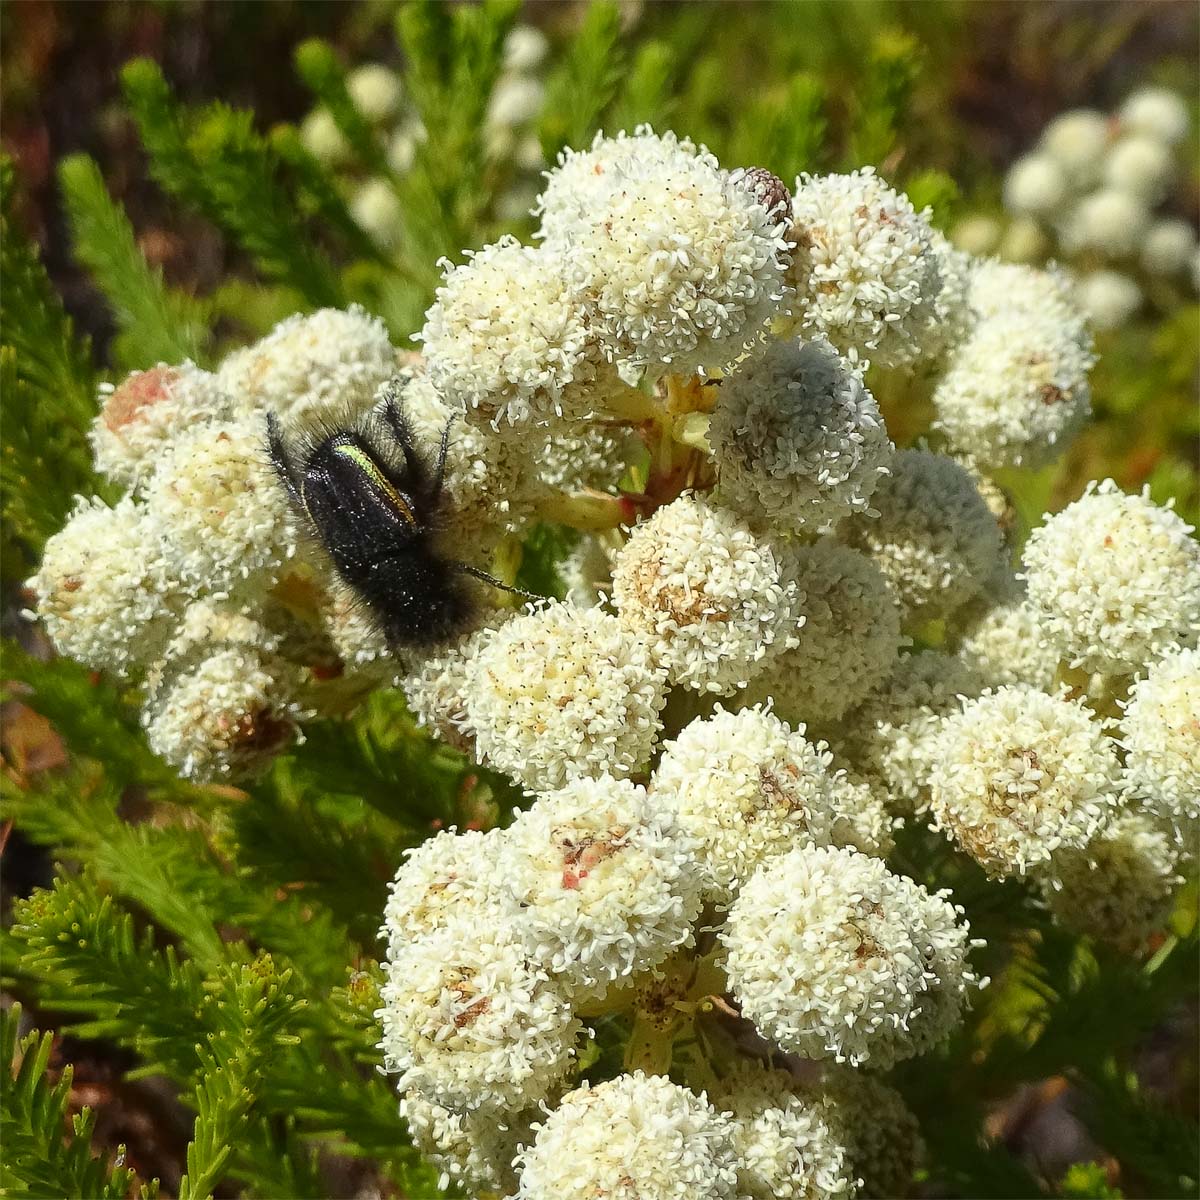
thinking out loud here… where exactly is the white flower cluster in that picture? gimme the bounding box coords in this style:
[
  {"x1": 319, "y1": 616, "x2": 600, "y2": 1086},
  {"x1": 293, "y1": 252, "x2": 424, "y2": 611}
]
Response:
[{"x1": 958, "y1": 86, "x2": 1197, "y2": 329}]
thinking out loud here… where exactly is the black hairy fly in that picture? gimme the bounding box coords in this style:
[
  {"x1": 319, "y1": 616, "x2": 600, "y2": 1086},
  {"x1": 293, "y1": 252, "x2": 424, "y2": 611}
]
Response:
[{"x1": 266, "y1": 389, "x2": 508, "y2": 649}]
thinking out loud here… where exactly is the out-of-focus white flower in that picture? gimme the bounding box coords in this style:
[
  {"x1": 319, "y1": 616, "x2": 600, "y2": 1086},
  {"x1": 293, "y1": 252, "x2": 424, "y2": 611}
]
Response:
[
  {"x1": 651, "y1": 705, "x2": 839, "y2": 902},
  {"x1": 557, "y1": 533, "x2": 615, "y2": 608},
  {"x1": 1118, "y1": 87, "x2": 1190, "y2": 146},
  {"x1": 968, "y1": 261, "x2": 1090, "y2": 345},
  {"x1": 929, "y1": 685, "x2": 1123, "y2": 876},
  {"x1": 841, "y1": 449, "x2": 1005, "y2": 625},
  {"x1": 1103, "y1": 134, "x2": 1176, "y2": 204},
  {"x1": 786, "y1": 168, "x2": 942, "y2": 368},
  {"x1": 487, "y1": 74, "x2": 545, "y2": 129},
  {"x1": 955, "y1": 596, "x2": 1061, "y2": 691},
  {"x1": 1004, "y1": 154, "x2": 1069, "y2": 216},
  {"x1": 1022, "y1": 480, "x2": 1200, "y2": 675},
  {"x1": 709, "y1": 337, "x2": 893, "y2": 534},
  {"x1": 350, "y1": 179, "x2": 404, "y2": 251},
  {"x1": 612, "y1": 494, "x2": 802, "y2": 694},
  {"x1": 1141, "y1": 218, "x2": 1197, "y2": 277},
  {"x1": 722, "y1": 845, "x2": 980, "y2": 1067},
  {"x1": 951, "y1": 214, "x2": 1002, "y2": 256},
  {"x1": 387, "y1": 118, "x2": 427, "y2": 173},
  {"x1": 1039, "y1": 109, "x2": 1110, "y2": 184},
  {"x1": 515, "y1": 1072, "x2": 740, "y2": 1200},
  {"x1": 504, "y1": 25, "x2": 549, "y2": 72},
  {"x1": 922, "y1": 232, "x2": 977, "y2": 361},
  {"x1": 346, "y1": 63, "x2": 402, "y2": 123},
  {"x1": 299, "y1": 108, "x2": 350, "y2": 166},
  {"x1": 1061, "y1": 188, "x2": 1151, "y2": 258},
  {"x1": 999, "y1": 215, "x2": 1051, "y2": 264},
  {"x1": 1075, "y1": 270, "x2": 1143, "y2": 331},
  {"x1": 463, "y1": 602, "x2": 667, "y2": 791}
]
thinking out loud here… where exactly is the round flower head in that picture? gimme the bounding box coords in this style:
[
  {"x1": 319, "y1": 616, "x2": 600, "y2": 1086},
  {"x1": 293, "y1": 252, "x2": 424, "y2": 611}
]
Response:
[
  {"x1": 709, "y1": 337, "x2": 893, "y2": 534},
  {"x1": 841, "y1": 449, "x2": 1005, "y2": 626},
  {"x1": 1103, "y1": 134, "x2": 1175, "y2": 204},
  {"x1": 421, "y1": 237, "x2": 616, "y2": 432},
  {"x1": 1076, "y1": 271, "x2": 1143, "y2": 331},
  {"x1": 1119, "y1": 87, "x2": 1190, "y2": 146},
  {"x1": 30, "y1": 497, "x2": 183, "y2": 676},
  {"x1": 143, "y1": 416, "x2": 296, "y2": 600},
  {"x1": 487, "y1": 74, "x2": 545, "y2": 131},
  {"x1": 932, "y1": 308, "x2": 1094, "y2": 469},
  {"x1": 1142, "y1": 218, "x2": 1197, "y2": 277},
  {"x1": 1039, "y1": 109, "x2": 1110, "y2": 184},
  {"x1": 504, "y1": 25, "x2": 548, "y2": 72},
  {"x1": 713, "y1": 1063, "x2": 853, "y2": 1200},
  {"x1": 968, "y1": 261, "x2": 1092, "y2": 349},
  {"x1": 378, "y1": 915, "x2": 580, "y2": 1111},
  {"x1": 817, "y1": 1067, "x2": 924, "y2": 1200},
  {"x1": 826, "y1": 769, "x2": 896, "y2": 859},
  {"x1": 557, "y1": 533, "x2": 616, "y2": 608},
  {"x1": 1062, "y1": 188, "x2": 1150, "y2": 259},
  {"x1": 742, "y1": 541, "x2": 902, "y2": 723},
  {"x1": 1121, "y1": 646, "x2": 1200, "y2": 826},
  {"x1": 721, "y1": 845, "x2": 980, "y2": 1067},
  {"x1": 786, "y1": 168, "x2": 943, "y2": 368},
  {"x1": 612, "y1": 493, "x2": 802, "y2": 694},
  {"x1": 514, "y1": 1072, "x2": 740, "y2": 1200},
  {"x1": 529, "y1": 420, "x2": 638, "y2": 496},
  {"x1": 218, "y1": 305, "x2": 396, "y2": 429},
  {"x1": 929, "y1": 685, "x2": 1122, "y2": 877},
  {"x1": 299, "y1": 108, "x2": 350, "y2": 166},
  {"x1": 382, "y1": 827, "x2": 507, "y2": 957},
  {"x1": 955, "y1": 597, "x2": 1061, "y2": 691},
  {"x1": 463, "y1": 602, "x2": 667, "y2": 792},
  {"x1": 346, "y1": 63, "x2": 402, "y2": 124},
  {"x1": 350, "y1": 179, "x2": 403, "y2": 251},
  {"x1": 500, "y1": 776, "x2": 702, "y2": 998},
  {"x1": 555, "y1": 135, "x2": 791, "y2": 375},
  {"x1": 920, "y1": 232, "x2": 977, "y2": 363},
  {"x1": 841, "y1": 650, "x2": 983, "y2": 813},
  {"x1": 1022, "y1": 480, "x2": 1200, "y2": 675},
  {"x1": 90, "y1": 363, "x2": 234, "y2": 489},
  {"x1": 651, "y1": 706, "x2": 839, "y2": 902},
  {"x1": 1003, "y1": 154, "x2": 1069, "y2": 216}
]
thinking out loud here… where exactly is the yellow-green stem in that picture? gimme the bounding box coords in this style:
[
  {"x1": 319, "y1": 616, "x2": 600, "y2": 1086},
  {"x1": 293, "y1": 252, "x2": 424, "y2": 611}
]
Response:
[{"x1": 531, "y1": 488, "x2": 633, "y2": 531}]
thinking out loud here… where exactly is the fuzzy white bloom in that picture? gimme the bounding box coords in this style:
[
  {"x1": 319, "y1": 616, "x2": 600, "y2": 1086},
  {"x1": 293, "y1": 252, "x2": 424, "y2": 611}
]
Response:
[
  {"x1": 1102, "y1": 134, "x2": 1176, "y2": 204},
  {"x1": 487, "y1": 74, "x2": 545, "y2": 129},
  {"x1": 817, "y1": 1068, "x2": 924, "y2": 1200},
  {"x1": 932, "y1": 308, "x2": 1094, "y2": 469},
  {"x1": 709, "y1": 337, "x2": 893, "y2": 533},
  {"x1": 558, "y1": 533, "x2": 615, "y2": 608},
  {"x1": 504, "y1": 25, "x2": 549, "y2": 72},
  {"x1": 921, "y1": 232, "x2": 977, "y2": 362},
  {"x1": 1062, "y1": 188, "x2": 1150, "y2": 258},
  {"x1": 968, "y1": 260, "x2": 1090, "y2": 343},
  {"x1": 387, "y1": 118, "x2": 426, "y2": 173},
  {"x1": 217, "y1": 305, "x2": 396, "y2": 428},
  {"x1": 841, "y1": 650, "x2": 983, "y2": 812},
  {"x1": 1022, "y1": 480, "x2": 1200, "y2": 675},
  {"x1": 378, "y1": 915, "x2": 580, "y2": 1111},
  {"x1": 421, "y1": 237, "x2": 617, "y2": 432},
  {"x1": 743, "y1": 542, "x2": 903, "y2": 724},
  {"x1": 1004, "y1": 154, "x2": 1069, "y2": 216},
  {"x1": 323, "y1": 589, "x2": 397, "y2": 679},
  {"x1": 826, "y1": 769, "x2": 897, "y2": 859},
  {"x1": 299, "y1": 108, "x2": 350, "y2": 165},
  {"x1": 552, "y1": 133, "x2": 791, "y2": 375},
  {"x1": 1118, "y1": 87, "x2": 1190, "y2": 146},
  {"x1": 1039, "y1": 109, "x2": 1110, "y2": 184},
  {"x1": 722, "y1": 845, "x2": 979, "y2": 1067},
  {"x1": 929, "y1": 685, "x2": 1122, "y2": 876},
  {"x1": 463, "y1": 602, "x2": 667, "y2": 791},
  {"x1": 1121, "y1": 647, "x2": 1200, "y2": 826},
  {"x1": 651, "y1": 706, "x2": 839, "y2": 902},
  {"x1": 529, "y1": 420, "x2": 638, "y2": 495},
  {"x1": 381, "y1": 827, "x2": 506, "y2": 957},
  {"x1": 515, "y1": 1072, "x2": 740, "y2": 1200},
  {"x1": 1076, "y1": 270, "x2": 1143, "y2": 331},
  {"x1": 841, "y1": 449, "x2": 1005, "y2": 625},
  {"x1": 90, "y1": 364, "x2": 234, "y2": 489},
  {"x1": 350, "y1": 179, "x2": 404, "y2": 251},
  {"x1": 951, "y1": 215, "x2": 1002, "y2": 257},
  {"x1": 1037, "y1": 810, "x2": 1185, "y2": 954},
  {"x1": 612, "y1": 494, "x2": 802, "y2": 694},
  {"x1": 956, "y1": 597, "x2": 1061, "y2": 691},
  {"x1": 346, "y1": 63, "x2": 402, "y2": 123},
  {"x1": 500, "y1": 777, "x2": 702, "y2": 998},
  {"x1": 1141, "y1": 218, "x2": 1197, "y2": 277},
  {"x1": 30, "y1": 497, "x2": 182, "y2": 675},
  {"x1": 786, "y1": 168, "x2": 942, "y2": 368},
  {"x1": 143, "y1": 416, "x2": 296, "y2": 599},
  {"x1": 714, "y1": 1063, "x2": 854, "y2": 1200}
]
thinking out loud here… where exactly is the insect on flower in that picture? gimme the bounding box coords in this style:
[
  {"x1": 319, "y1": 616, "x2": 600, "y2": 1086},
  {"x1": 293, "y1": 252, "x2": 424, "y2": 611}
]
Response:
[{"x1": 266, "y1": 383, "x2": 519, "y2": 649}]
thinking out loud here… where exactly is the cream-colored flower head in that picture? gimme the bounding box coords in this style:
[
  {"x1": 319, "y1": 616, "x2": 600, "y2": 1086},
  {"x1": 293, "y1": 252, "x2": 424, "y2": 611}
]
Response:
[
  {"x1": 30, "y1": 497, "x2": 183, "y2": 676},
  {"x1": 968, "y1": 260, "x2": 1090, "y2": 344},
  {"x1": 1022, "y1": 480, "x2": 1200, "y2": 675},
  {"x1": 1142, "y1": 218, "x2": 1197, "y2": 278},
  {"x1": 500, "y1": 776, "x2": 702, "y2": 999},
  {"x1": 929, "y1": 685, "x2": 1122, "y2": 877},
  {"x1": 514, "y1": 1071, "x2": 740, "y2": 1200},
  {"x1": 1061, "y1": 188, "x2": 1151, "y2": 259},
  {"x1": 932, "y1": 307, "x2": 1094, "y2": 470},
  {"x1": 142, "y1": 415, "x2": 296, "y2": 601},
  {"x1": 955, "y1": 596, "x2": 1061, "y2": 691},
  {"x1": 350, "y1": 179, "x2": 403, "y2": 251},
  {"x1": 651, "y1": 706, "x2": 839, "y2": 902},
  {"x1": 552, "y1": 132, "x2": 792, "y2": 375},
  {"x1": 1121, "y1": 646, "x2": 1200, "y2": 827},
  {"x1": 825, "y1": 769, "x2": 897, "y2": 859},
  {"x1": 709, "y1": 337, "x2": 893, "y2": 534},
  {"x1": 1037, "y1": 809, "x2": 1184, "y2": 954},
  {"x1": 841, "y1": 650, "x2": 983, "y2": 813},
  {"x1": 722, "y1": 845, "x2": 980, "y2": 1067},
  {"x1": 612, "y1": 493, "x2": 802, "y2": 695},
  {"x1": 90, "y1": 363, "x2": 234, "y2": 489},
  {"x1": 421, "y1": 237, "x2": 616, "y2": 433},
  {"x1": 378, "y1": 915, "x2": 580, "y2": 1112},
  {"x1": 529, "y1": 420, "x2": 638, "y2": 495},
  {"x1": 742, "y1": 541, "x2": 903, "y2": 724},
  {"x1": 1103, "y1": 134, "x2": 1176, "y2": 204},
  {"x1": 463, "y1": 602, "x2": 668, "y2": 791},
  {"x1": 713, "y1": 1063, "x2": 854, "y2": 1200},
  {"x1": 346, "y1": 63, "x2": 402, "y2": 123},
  {"x1": 1003, "y1": 154, "x2": 1069, "y2": 216},
  {"x1": 921, "y1": 232, "x2": 977, "y2": 362},
  {"x1": 1039, "y1": 109, "x2": 1110, "y2": 185},
  {"x1": 786, "y1": 168, "x2": 943, "y2": 368},
  {"x1": 1076, "y1": 271, "x2": 1143, "y2": 331},
  {"x1": 841, "y1": 449, "x2": 1004, "y2": 626},
  {"x1": 1118, "y1": 87, "x2": 1190, "y2": 146},
  {"x1": 218, "y1": 305, "x2": 396, "y2": 428},
  {"x1": 557, "y1": 533, "x2": 616, "y2": 608}
]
